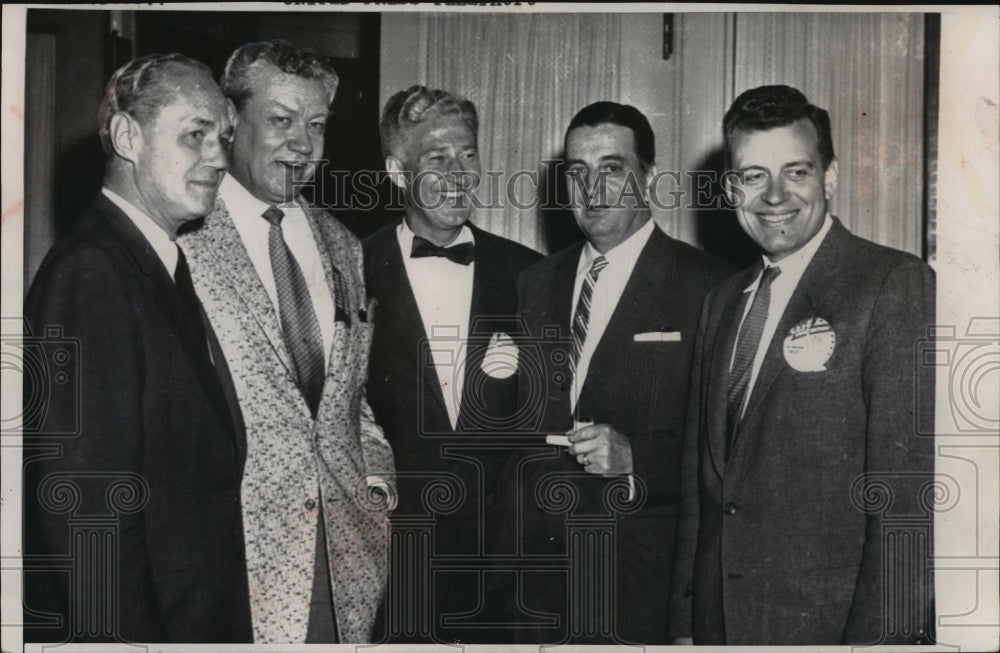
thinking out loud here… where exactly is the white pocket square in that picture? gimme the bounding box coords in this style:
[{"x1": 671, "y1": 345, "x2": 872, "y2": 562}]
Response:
[
  {"x1": 481, "y1": 332, "x2": 519, "y2": 379},
  {"x1": 633, "y1": 331, "x2": 681, "y2": 343}
]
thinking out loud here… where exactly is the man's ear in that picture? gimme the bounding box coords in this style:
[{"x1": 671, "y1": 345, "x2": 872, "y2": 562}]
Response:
[
  {"x1": 824, "y1": 158, "x2": 839, "y2": 200},
  {"x1": 226, "y1": 98, "x2": 240, "y2": 129},
  {"x1": 226, "y1": 99, "x2": 238, "y2": 130},
  {"x1": 722, "y1": 169, "x2": 737, "y2": 206},
  {"x1": 642, "y1": 163, "x2": 657, "y2": 204},
  {"x1": 385, "y1": 156, "x2": 409, "y2": 191},
  {"x1": 108, "y1": 111, "x2": 142, "y2": 163}
]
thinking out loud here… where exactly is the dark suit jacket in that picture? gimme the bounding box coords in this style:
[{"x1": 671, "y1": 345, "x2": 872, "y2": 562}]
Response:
[
  {"x1": 363, "y1": 221, "x2": 540, "y2": 640},
  {"x1": 507, "y1": 225, "x2": 734, "y2": 645},
  {"x1": 23, "y1": 194, "x2": 252, "y2": 643},
  {"x1": 669, "y1": 218, "x2": 935, "y2": 645}
]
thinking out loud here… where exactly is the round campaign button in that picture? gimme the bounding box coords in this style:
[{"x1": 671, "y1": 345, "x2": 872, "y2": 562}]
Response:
[{"x1": 783, "y1": 317, "x2": 836, "y2": 372}]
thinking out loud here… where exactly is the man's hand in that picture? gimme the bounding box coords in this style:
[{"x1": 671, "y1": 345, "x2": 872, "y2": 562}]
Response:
[{"x1": 567, "y1": 423, "x2": 633, "y2": 476}]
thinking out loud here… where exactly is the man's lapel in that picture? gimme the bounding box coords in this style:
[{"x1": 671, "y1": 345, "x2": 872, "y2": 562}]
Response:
[
  {"x1": 583, "y1": 228, "x2": 674, "y2": 397},
  {"x1": 529, "y1": 244, "x2": 581, "y2": 424},
  {"x1": 705, "y1": 274, "x2": 754, "y2": 479},
  {"x1": 196, "y1": 197, "x2": 297, "y2": 379},
  {"x1": 304, "y1": 206, "x2": 353, "y2": 387},
  {"x1": 375, "y1": 224, "x2": 452, "y2": 425},
  {"x1": 460, "y1": 227, "x2": 503, "y2": 425},
  {"x1": 96, "y1": 194, "x2": 238, "y2": 439},
  {"x1": 727, "y1": 220, "x2": 850, "y2": 465}
]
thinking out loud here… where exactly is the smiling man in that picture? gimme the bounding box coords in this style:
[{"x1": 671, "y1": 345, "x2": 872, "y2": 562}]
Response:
[
  {"x1": 363, "y1": 85, "x2": 541, "y2": 643},
  {"x1": 178, "y1": 40, "x2": 395, "y2": 644},
  {"x1": 505, "y1": 101, "x2": 734, "y2": 645},
  {"x1": 24, "y1": 53, "x2": 251, "y2": 642},
  {"x1": 668, "y1": 85, "x2": 936, "y2": 645}
]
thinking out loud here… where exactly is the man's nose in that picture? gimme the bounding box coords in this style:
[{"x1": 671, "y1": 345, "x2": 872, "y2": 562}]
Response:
[
  {"x1": 763, "y1": 176, "x2": 788, "y2": 204},
  {"x1": 445, "y1": 156, "x2": 478, "y2": 188},
  {"x1": 203, "y1": 135, "x2": 228, "y2": 170},
  {"x1": 287, "y1": 122, "x2": 314, "y2": 155}
]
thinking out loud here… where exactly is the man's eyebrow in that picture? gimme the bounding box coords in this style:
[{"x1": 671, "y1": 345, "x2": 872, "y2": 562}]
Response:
[
  {"x1": 191, "y1": 117, "x2": 217, "y2": 128},
  {"x1": 782, "y1": 160, "x2": 815, "y2": 169},
  {"x1": 598, "y1": 154, "x2": 627, "y2": 164}
]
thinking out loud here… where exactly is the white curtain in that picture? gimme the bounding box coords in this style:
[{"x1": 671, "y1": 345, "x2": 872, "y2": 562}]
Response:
[{"x1": 420, "y1": 13, "x2": 621, "y2": 253}]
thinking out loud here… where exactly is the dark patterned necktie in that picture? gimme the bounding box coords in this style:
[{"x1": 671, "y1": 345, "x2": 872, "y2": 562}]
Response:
[
  {"x1": 410, "y1": 234, "x2": 475, "y2": 265},
  {"x1": 174, "y1": 248, "x2": 212, "y2": 361},
  {"x1": 262, "y1": 206, "x2": 325, "y2": 417},
  {"x1": 726, "y1": 264, "x2": 781, "y2": 458},
  {"x1": 569, "y1": 255, "x2": 609, "y2": 382}
]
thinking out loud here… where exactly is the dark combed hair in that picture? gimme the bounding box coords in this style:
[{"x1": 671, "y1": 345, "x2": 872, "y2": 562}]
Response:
[
  {"x1": 565, "y1": 101, "x2": 655, "y2": 173},
  {"x1": 723, "y1": 85, "x2": 836, "y2": 168},
  {"x1": 379, "y1": 85, "x2": 478, "y2": 158},
  {"x1": 98, "y1": 53, "x2": 211, "y2": 155},
  {"x1": 221, "y1": 39, "x2": 339, "y2": 112}
]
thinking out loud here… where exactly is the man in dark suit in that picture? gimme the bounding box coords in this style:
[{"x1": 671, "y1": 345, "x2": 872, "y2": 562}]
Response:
[
  {"x1": 504, "y1": 101, "x2": 734, "y2": 645},
  {"x1": 364, "y1": 85, "x2": 541, "y2": 643},
  {"x1": 23, "y1": 54, "x2": 252, "y2": 642},
  {"x1": 668, "y1": 85, "x2": 935, "y2": 645}
]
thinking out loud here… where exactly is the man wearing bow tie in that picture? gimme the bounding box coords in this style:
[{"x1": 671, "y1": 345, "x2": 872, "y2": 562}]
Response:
[
  {"x1": 363, "y1": 85, "x2": 541, "y2": 643},
  {"x1": 668, "y1": 85, "x2": 935, "y2": 645},
  {"x1": 179, "y1": 40, "x2": 395, "y2": 644},
  {"x1": 504, "y1": 101, "x2": 735, "y2": 645}
]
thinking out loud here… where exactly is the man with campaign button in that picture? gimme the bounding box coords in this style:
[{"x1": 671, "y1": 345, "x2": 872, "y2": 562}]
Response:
[{"x1": 669, "y1": 85, "x2": 936, "y2": 645}]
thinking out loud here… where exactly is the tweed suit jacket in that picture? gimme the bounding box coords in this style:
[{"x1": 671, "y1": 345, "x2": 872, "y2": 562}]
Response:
[
  {"x1": 24, "y1": 194, "x2": 252, "y2": 642},
  {"x1": 669, "y1": 218, "x2": 936, "y2": 645},
  {"x1": 179, "y1": 195, "x2": 395, "y2": 643}
]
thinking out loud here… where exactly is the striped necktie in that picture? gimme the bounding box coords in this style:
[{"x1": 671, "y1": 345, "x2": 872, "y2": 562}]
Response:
[
  {"x1": 569, "y1": 254, "x2": 609, "y2": 382},
  {"x1": 725, "y1": 264, "x2": 781, "y2": 458}
]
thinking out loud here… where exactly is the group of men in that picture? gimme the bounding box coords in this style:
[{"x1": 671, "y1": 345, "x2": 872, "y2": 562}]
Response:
[{"x1": 23, "y1": 38, "x2": 935, "y2": 647}]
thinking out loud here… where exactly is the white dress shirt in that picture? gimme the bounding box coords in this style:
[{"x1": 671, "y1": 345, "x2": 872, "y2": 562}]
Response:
[
  {"x1": 219, "y1": 174, "x2": 336, "y2": 366},
  {"x1": 397, "y1": 220, "x2": 476, "y2": 430},
  {"x1": 570, "y1": 218, "x2": 657, "y2": 411},
  {"x1": 731, "y1": 213, "x2": 834, "y2": 419},
  {"x1": 102, "y1": 188, "x2": 178, "y2": 277}
]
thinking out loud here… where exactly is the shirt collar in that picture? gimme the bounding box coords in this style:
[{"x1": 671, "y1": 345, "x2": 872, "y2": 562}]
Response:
[
  {"x1": 102, "y1": 187, "x2": 178, "y2": 276},
  {"x1": 219, "y1": 173, "x2": 306, "y2": 222},
  {"x1": 220, "y1": 173, "x2": 272, "y2": 222},
  {"x1": 745, "y1": 212, "x2": 834, "y2": 293},
  {"x1": 578, "y1": 217, "x2": 656, "y2": 276},
  {"x1": 397, "y1": 218, "x2": 475, "y2": 254}
]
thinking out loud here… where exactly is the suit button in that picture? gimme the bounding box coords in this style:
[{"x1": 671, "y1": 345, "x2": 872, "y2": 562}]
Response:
[
  {"x1": 723, "y1": 503, "x2": 737, "y2": 515},
  {"x1": 305, "y1": 498, "x2": 317, "y2": 510}
]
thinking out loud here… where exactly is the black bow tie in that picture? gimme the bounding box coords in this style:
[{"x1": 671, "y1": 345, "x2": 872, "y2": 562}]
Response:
[{"x1": 410, "y1": 235, "x2": 475, "y2": 265}]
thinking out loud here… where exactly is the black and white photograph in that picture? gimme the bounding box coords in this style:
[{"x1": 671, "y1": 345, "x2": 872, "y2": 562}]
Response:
[{"x1": 1, "y1": 3, "x2": 997, "y2": 652}]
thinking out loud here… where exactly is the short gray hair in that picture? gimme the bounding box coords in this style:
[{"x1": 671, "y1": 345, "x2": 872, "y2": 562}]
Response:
[
  {"x1": 221, "y1": 39, "x2": 339, "y2": 112},
  {"x1": 379, "y1": 85, "x2": 478, "y2": 158},
  {"x1": 98, "y1": 53, "x2": 211, "y2": 155}
]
